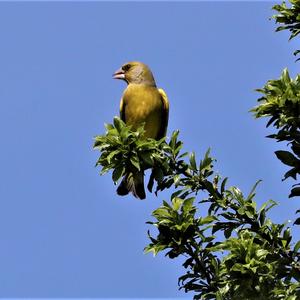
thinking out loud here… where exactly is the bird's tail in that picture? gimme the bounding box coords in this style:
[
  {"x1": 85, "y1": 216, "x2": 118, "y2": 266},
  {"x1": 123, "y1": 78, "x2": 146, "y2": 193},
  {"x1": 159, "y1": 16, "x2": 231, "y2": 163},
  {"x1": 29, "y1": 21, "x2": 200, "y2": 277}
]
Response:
[{"x1": 117, "y1": 171, "x2": 146, "y2": 200}]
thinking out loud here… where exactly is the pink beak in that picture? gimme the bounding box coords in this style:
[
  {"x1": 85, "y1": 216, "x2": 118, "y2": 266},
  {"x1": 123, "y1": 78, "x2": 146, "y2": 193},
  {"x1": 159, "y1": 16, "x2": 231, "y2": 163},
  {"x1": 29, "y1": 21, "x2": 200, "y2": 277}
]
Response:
[{"x1": 113, "y1": 68, "x2": 125, "y2": 80}]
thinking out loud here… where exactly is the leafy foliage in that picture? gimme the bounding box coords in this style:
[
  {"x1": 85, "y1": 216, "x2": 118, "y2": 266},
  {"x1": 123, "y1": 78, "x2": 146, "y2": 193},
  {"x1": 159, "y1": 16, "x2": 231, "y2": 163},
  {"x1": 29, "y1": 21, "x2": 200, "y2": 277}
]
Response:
[
  {"x1": 94, "y1": 117, "x2": 168, "y2": 186},
  {"x1": 94, "y1": 117, "x2": 187, "y2": 193},
  {"x1": 273, "y1": 0, "x2": 300, "y2": 59},
  {"x1": 252, "y1": 68, "x2": 300, "y2": 198},
  {"x1": 94, "y1": 118, "x2": 300, "y2": 299},
  {"x1": 93, "y1": 2, "x2": 300, "y2": 298}
]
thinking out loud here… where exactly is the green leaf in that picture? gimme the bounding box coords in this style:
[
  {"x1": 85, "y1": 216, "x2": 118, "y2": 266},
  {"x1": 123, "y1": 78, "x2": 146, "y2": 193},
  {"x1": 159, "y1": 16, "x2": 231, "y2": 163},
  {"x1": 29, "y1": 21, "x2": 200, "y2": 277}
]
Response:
[
  {"x1": 282, "y1": 68, "x2": 291, "y2": 84},
  {"x1": 266, "y1": 115, "x2": 278, "y2": 127},
  {"x1": 140, "y1": 152, "x2": 154, "y2": 167},
  {"x1": 289, "y1": 187, "x2": 300, "y2": 198},
  {"x1": 153, "y1": 167, "x2": 164, "y2": 184},
  {"x1": 169, "y1": 130, "x2": 179, "y2": 149},
  {"x1": 171, "y1": 190, "x2": 183, "y2": 200},
  {"x1": 189, "y1": 152, "x2": 197, "y2": 171},
  {"x1": 259, "y1": 199, "x2": 277, "y2": 213},
  {"x1": 112, "y1": 166, "x2": 125, "y2": 183},
  {"x1": 106, "y1": 150, "x2": 120, "y2": 164},
  {"x1": 182, "y1": 197, "x2": 195, "y2": 212},
  {"x1": 130, "y1": 156, "x2": 140, "y2": 171},
  {"x1": 246, "y1": 180, "x2": 262, "y2": 201},
  {"x1": 294, "y1": 217, "x2": 300, "y2": 225},
  {"x1": 245, "y1": 209, "x2": 254, "y2": 219},
  {"x1": 224, "y1": 226, "x2": 234, "y2": 239},
  {"x1": 172, "y1": 197, "x2": 183, "y2": 211},
  {"x1": 221, "y1": 177, "x2": 228, "y2": 194},
  {"x1": 294, "y1": 241, "x2": 300, "y2": 252},
  {"x1": 173, "y1": 174, "x2": 181, "y2": 186},
  {"x1": 152, "y1": 207, "x2": 170, "y2": 218},
  {"x1": 294, "y1": 49, "x2": 300, "y2": 56},
  {"x1": 178, "y1": 152, "x2": 188, "y2": 159},
  {"x1": 284, "y1": 167, "x2": 298, "y2": 180},
  {"x1": 199, "y1": 215, "x2": 217, "y2": 225},
  {"x1": 104, "y1": 123, "x2": 114, "y2": 131},
  {"x1": 291, "y1": 143, "x2": 300, "y2": 158},
  {"x1": 144, "y1": 244, "x2": 167, "y2": 256},
  {"x1": 283, "y1": 228, "x2": 291, "y2": 241},
  {"x1": 275, "y1": 150, "x2": 299, "y2": 167},
  {"x1": 200, "y1": 148, "x2": 213, "y2": 171},
  {"x1": 113, "y1": 116, "x2": 125, "y2": 132}
]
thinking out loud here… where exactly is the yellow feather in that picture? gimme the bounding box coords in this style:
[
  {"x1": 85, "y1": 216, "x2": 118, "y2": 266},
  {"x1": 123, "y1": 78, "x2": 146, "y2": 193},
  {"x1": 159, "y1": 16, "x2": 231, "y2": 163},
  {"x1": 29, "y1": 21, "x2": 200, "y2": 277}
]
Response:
[{"x1": 121, "y1": 84, "x2": 165, "y2": 139}]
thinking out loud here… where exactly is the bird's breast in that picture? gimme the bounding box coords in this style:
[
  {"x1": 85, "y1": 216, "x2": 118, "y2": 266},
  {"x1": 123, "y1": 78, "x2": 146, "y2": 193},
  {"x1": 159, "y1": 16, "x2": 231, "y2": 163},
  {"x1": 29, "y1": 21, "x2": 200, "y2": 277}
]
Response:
[{"x1": 122, "y1": 84, "x2": 163, "y2": 139}]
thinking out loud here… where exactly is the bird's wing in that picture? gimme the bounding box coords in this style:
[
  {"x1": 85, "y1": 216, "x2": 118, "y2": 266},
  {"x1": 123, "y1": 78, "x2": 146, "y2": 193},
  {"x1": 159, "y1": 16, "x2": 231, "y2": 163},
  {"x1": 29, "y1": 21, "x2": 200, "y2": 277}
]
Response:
[
  {"x1": 119, "y1": 96, "x2": 126, "y2": 122},
  {"x1": 157, "y1": 88, "x2": 169, "y2": 139}
]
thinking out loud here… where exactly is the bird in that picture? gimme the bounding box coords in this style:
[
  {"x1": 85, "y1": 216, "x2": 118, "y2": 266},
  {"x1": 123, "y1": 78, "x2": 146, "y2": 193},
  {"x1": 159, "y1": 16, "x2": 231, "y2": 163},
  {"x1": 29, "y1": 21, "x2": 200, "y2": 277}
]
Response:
[{"x1": 113, "y1": 61, "x2": 169, "y2": 200}]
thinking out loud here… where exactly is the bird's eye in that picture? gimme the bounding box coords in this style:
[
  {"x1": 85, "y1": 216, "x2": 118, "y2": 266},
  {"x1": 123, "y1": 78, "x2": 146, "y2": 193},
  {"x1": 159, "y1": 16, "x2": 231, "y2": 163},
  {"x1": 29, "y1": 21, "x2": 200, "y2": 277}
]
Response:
[{"x1": 122, "y1": 64, "x2": 131, "y2": 71}]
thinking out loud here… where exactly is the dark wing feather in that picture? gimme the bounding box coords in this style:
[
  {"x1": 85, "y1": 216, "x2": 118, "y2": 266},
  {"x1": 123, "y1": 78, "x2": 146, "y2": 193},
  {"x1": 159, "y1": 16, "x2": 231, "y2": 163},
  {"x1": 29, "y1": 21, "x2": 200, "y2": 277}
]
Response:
[{"x1": 119, "y1": 96, "x2": 126, "y2": 122}]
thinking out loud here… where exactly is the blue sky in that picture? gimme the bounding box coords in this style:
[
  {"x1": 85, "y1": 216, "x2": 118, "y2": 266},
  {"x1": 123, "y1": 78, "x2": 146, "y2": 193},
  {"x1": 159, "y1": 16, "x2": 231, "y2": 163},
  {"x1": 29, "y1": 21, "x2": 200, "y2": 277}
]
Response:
[{"x1": 0, "y1": 1, "x2": 298, "y2": 298}]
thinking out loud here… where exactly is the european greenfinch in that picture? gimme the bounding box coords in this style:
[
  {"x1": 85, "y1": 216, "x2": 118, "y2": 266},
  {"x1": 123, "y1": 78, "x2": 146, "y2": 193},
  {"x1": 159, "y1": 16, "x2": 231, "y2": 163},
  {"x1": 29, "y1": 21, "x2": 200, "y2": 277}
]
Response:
[{"x1": 113, "y1": 61, "x2": 169, "y2": 199}]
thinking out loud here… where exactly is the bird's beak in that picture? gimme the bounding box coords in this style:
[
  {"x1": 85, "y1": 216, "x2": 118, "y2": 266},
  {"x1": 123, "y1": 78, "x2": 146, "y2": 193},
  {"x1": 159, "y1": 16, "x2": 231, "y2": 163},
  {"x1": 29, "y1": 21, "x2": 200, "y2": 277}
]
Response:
[{"x1": 113, "y1": 68, "x2": 125, "y2": 80}]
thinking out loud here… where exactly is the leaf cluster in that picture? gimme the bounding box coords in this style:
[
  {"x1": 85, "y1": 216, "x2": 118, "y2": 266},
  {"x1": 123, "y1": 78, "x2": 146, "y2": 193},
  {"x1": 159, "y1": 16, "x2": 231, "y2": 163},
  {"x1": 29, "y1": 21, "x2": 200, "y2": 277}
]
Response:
[
  {"x1": 252, "y1": 68, "x2": 300, "y2": 198},
  {"x1": 94, "y1": 117, "x2": 169, "y2": 187},
  {"x1": 94, "y1": 120, "x2": 300, "y2": 299},
  {"x1": 273, "y1": 0, "x2": 300, "y2": 59},
  {"x1": 144, "y1": 142, "x2": 300, "y2": 299},
  {"x1": 94, "y1": 117, "x2": 198, "y2": 197}
]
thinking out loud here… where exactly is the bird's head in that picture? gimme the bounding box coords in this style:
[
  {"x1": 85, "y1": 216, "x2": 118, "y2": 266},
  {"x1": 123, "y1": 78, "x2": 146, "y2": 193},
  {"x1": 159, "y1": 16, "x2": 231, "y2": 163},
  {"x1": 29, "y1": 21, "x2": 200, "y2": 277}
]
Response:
[{"x1": 113, "y1": 61, "x2": 156, "y2": 86}]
